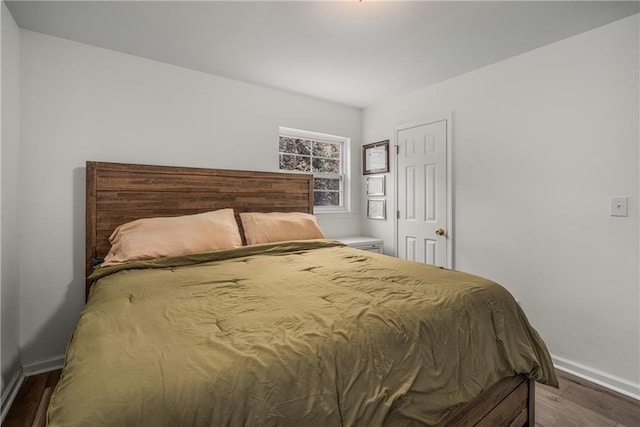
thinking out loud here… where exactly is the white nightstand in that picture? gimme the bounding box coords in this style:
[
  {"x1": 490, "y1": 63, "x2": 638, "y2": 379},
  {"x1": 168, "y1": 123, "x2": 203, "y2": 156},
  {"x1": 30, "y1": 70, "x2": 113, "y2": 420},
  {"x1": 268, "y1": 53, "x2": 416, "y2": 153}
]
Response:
[{"x1": 335, "y1": 236, "x2": 384, "y2": 254}]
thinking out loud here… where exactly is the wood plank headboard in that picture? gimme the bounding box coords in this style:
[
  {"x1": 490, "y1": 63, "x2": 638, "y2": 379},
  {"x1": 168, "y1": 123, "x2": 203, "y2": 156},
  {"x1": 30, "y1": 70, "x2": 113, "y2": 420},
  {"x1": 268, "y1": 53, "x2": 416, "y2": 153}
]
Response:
[{"x1": 86, "y1": 161, "x2": 314, "y2": 296}]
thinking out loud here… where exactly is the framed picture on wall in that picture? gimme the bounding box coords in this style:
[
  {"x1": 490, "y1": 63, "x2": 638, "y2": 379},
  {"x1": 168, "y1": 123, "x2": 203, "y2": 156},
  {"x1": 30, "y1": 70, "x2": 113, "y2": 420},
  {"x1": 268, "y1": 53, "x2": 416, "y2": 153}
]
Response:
[
  {"x1": 366, "y1": 175, "x2": 385, "y2": 196},
  {"x1": 367, "y1": 199, "x2": 386, "y2": 220},
  {"x1": 363, "y1": 140, "x2": 389, "y2": 174}
]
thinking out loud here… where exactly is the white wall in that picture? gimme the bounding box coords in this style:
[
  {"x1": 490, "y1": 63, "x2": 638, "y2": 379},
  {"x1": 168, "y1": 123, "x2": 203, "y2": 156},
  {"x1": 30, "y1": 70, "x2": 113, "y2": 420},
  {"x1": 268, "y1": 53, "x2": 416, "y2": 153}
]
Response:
[
  {"x1": 18, "y1": 30, "x2": 362, "y2": 366},
  {"x1": 363, "y1": 14, "x2": 639, "y2": 396},
  {"x1": 1, "y1": 1, "x2": 21, "y2": 396}
]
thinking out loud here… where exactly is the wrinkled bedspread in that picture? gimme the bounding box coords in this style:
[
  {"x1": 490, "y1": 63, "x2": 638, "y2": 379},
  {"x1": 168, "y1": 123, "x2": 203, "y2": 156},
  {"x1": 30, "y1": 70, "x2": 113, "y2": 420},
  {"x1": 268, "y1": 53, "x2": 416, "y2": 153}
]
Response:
[{"x1": 48, "y1": 240, "x2": 557, "y2": 426}]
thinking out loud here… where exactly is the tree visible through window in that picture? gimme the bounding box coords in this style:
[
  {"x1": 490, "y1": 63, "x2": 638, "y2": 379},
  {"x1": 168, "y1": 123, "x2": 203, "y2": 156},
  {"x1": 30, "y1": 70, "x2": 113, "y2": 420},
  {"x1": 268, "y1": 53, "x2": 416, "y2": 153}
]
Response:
[{"x1": 278, "y1": 129, "x2": 348, "y2": 211}]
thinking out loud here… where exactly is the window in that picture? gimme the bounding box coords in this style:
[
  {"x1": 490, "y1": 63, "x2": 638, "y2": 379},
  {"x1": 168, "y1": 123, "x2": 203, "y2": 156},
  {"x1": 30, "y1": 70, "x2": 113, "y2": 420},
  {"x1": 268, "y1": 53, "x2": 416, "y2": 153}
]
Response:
[{"x1": 278, "y1": 127, "x2": 349, "y2": 213}]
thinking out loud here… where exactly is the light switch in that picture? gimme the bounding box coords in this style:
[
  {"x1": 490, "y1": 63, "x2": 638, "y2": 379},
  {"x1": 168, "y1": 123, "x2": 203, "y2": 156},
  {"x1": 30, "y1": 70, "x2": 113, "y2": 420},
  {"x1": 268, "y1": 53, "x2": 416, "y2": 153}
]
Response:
[{"x1": 610, "y1": 197, "x2": 628, "y2": 217}]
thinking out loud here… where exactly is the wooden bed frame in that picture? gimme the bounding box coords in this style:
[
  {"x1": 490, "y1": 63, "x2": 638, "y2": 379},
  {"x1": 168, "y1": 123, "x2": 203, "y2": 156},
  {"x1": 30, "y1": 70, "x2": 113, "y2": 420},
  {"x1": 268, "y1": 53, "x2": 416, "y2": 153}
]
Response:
[{"x1": 85, "y1": 161, "x2": 535, "y2": 426}]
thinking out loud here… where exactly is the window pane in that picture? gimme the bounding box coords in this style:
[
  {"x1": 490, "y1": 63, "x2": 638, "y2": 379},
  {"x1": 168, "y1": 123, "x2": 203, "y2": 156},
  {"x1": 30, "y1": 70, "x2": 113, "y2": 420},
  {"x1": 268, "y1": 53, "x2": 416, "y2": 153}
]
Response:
[
  {"x1": 280, "y1": 154, "x2": 311, "y2": 171},
  {"x1": 312, "y1": 158, "x2": 340, "y2": 173},
  {"x1": 279, "y1": 137, "x2": 311, "y2": 155},
  {"x1": 279, "y1": 128, "x2": 348, "y2": 210},
  {"x1": 314, "y1": 177, "x2": 341, "y2": 191},
  {"x1": 312, "y1": 141, "x2": 341, "y2": 159},
  {"x1": 314, "y1": 191, "x2": 340, "y2": 206}
]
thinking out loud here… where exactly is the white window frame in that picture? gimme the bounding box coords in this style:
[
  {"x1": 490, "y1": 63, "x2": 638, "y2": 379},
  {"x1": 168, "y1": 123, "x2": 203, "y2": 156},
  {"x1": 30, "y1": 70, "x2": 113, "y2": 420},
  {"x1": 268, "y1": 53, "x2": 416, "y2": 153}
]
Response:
[{"x1": 279, "y1": 127, "x2": 350, "y2": 214}]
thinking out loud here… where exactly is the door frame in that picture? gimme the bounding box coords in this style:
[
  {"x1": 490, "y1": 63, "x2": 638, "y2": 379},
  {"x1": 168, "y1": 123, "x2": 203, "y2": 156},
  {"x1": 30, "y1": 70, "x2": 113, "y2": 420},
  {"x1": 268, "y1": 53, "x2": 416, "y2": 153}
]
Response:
[{"x1": 393, "y1": 112, "x2": 454, "y2": 268}]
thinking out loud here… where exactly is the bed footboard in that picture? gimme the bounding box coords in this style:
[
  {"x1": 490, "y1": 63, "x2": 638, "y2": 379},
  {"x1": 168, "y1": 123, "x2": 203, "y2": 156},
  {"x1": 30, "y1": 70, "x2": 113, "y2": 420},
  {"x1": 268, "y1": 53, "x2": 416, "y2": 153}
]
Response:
[{"x1": 438, "y1": 375, "x2": 534, "y2": 426}]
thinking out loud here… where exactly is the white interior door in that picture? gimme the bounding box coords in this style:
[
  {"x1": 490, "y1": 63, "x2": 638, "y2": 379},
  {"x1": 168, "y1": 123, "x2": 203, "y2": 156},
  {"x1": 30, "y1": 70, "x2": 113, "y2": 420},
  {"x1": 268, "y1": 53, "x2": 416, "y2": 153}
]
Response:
[{"x1": 396, "y1": 119, "x2": 451, "y2": 267}]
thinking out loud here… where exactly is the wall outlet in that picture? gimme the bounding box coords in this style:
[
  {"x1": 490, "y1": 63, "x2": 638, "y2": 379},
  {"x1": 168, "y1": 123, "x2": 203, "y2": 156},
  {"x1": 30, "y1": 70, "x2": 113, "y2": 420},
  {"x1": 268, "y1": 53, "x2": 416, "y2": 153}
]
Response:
[{"x1": 610, "y1": 197, "x2": 628, "y2": 217}]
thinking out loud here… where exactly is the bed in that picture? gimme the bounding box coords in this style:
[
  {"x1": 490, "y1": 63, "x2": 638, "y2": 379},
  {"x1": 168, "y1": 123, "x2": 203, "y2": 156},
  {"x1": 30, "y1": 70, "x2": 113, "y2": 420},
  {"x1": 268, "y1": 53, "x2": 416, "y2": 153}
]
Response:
[{"x1": 47, "y1": 161, "x2": 557, "y2": 426}]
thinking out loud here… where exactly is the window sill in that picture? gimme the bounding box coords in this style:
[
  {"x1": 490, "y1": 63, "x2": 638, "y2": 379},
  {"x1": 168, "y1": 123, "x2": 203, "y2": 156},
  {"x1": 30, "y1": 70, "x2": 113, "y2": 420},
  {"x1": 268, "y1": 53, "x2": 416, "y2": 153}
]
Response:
[{"x1": 314, "y1": 210, "x2": 353, "y2": 219}]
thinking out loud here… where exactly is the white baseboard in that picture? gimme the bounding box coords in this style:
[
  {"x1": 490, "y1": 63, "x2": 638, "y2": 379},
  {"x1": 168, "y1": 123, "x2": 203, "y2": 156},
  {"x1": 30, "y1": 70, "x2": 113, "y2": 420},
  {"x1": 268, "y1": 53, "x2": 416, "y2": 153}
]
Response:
[
  {"x1": 0, "y1": 356, "x2": 64, "y2": 423},
  {"x1": 0, "y1": 355, "x2": 64, "y2": 423},
  {"x1": 552, "y1": 354, "x2": 640, "y2": 400},
  {"x1": 22, "y1": 355, "x2": 65, "y2": 377},
  {"x1": 1, "y1": 367, "x2": 25, "y2": 424}
]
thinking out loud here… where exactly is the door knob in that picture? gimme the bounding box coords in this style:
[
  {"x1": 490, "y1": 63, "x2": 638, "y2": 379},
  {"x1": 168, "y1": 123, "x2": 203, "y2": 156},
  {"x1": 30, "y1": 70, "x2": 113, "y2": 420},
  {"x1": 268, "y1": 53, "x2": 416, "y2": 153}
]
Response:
[{"x1": 435, "y1": 228, "x2": 446, "y2": 236}]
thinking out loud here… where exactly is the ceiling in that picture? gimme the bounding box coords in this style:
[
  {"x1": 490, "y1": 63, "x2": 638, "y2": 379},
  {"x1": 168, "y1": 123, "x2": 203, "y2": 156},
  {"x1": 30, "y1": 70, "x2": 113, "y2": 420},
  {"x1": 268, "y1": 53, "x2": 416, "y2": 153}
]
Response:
[{"x1": 6, "y1": 1, "x2": 639, "y2": 109}]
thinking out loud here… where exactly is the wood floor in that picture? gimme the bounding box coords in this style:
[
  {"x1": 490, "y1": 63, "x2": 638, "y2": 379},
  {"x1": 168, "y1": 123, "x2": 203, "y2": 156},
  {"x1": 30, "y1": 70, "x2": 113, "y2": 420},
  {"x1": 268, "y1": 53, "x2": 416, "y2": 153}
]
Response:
[
  {"x1": 2, "y1": 370, "x2": 60, "y2": 427},
  {"x1": 3, "y1": 369, "x2": 638, "y2": 426},
  {"x1": 535, "y1": 371, "x2": 639, "y2": 427}
]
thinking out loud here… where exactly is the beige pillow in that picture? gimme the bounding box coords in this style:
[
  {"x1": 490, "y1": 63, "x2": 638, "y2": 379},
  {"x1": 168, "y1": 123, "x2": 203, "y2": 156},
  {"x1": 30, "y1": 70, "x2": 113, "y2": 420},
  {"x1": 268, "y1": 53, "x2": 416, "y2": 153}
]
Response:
[
  {"x1": 240, "y1": 212, "x2": 324, "y2": 245},
  {"x1": 103, "y1": 209, "x2": 242, "y2": 266}
]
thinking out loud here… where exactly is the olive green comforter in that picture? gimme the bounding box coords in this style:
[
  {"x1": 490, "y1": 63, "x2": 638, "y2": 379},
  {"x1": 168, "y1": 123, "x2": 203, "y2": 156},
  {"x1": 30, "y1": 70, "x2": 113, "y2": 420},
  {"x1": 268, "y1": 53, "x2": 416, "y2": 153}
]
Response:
[{"x1": 48, "y1": 240, "x2": 557, "y2": 426}]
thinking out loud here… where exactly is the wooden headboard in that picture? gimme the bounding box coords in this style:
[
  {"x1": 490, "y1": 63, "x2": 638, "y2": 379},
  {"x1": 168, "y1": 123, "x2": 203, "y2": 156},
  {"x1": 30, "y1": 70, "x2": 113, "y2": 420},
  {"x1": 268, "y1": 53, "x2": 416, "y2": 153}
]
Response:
[{"x1": 86, "y1": 161, "x2": 314, "y2": 296}]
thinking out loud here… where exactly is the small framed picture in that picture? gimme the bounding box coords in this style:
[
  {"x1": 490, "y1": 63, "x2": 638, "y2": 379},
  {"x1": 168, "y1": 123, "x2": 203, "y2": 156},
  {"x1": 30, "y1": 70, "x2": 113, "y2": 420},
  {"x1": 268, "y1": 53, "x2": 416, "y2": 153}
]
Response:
[
  {"x1": 367, "y1": 199, "x2": 386, "y2": 220},
  {"x1": 366, "y1": 175, "x2": 385, "y2": 196},
  {"x1": 363, "y1": 140, "x2": 389, "y2": 175}
]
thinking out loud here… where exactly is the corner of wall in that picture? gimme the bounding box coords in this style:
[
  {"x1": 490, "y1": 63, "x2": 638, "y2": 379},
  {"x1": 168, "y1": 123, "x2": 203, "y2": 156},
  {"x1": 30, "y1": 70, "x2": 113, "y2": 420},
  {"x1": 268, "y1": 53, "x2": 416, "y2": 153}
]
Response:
[{"x1": 1, "y1": 0, "x2": 23, "y2": 398}]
